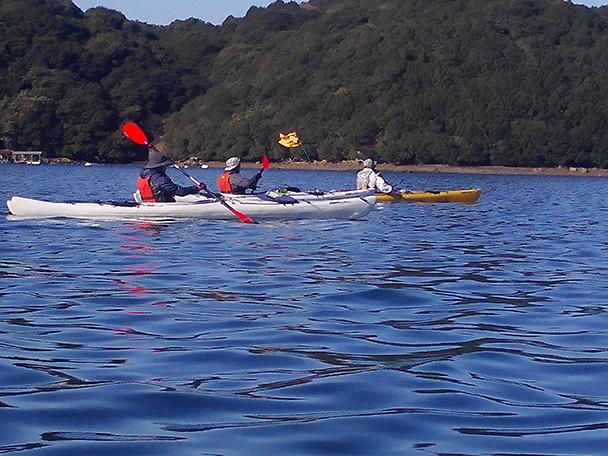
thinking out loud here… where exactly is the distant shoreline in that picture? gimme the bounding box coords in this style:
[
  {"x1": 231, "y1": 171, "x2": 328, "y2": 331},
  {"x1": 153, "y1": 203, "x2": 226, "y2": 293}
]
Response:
[
  {"x1": 9, "y1": 159, "x2": 608, "y2": 177},
  {"x1": 201, "y1": 160, "x2": 608, "y2": 177}
]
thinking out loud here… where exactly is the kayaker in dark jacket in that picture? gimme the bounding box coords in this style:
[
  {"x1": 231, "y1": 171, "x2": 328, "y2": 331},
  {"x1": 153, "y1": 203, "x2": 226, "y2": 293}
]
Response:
[
  {"x1": 217, "y1": 157, "x2": 262, "y2": 194},
  {"x1": 137, "y1": 150, "x2": 200, "y2": 203}
]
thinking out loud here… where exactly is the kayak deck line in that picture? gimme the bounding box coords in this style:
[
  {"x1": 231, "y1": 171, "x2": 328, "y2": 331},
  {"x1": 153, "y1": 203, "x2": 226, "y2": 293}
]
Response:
[{"x1": 64, "y1": 200, "x2": 140, "y2": 207}]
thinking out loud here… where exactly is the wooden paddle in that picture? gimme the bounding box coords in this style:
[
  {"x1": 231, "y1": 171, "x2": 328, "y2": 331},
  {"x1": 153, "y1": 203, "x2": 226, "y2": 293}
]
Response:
[{"x1": 122, "y1": 122, "x2": 255, "y2": 224}]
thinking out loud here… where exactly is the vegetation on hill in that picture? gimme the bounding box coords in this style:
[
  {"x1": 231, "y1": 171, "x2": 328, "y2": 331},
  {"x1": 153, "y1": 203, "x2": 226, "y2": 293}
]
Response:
[{"x1": 1, "y1": 0, "x2": 607, "y2": 167}]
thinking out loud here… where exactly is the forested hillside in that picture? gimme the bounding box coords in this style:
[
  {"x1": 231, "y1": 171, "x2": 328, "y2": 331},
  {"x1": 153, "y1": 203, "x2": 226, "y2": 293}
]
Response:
[{"x1": 1, "y1": 0, "x2": 607, "y2": 167}]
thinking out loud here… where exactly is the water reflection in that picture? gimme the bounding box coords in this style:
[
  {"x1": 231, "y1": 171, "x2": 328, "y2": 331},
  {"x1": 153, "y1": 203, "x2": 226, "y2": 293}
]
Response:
[{"x1": 0, "y1": 169, "x2": 607, "y2": 455}]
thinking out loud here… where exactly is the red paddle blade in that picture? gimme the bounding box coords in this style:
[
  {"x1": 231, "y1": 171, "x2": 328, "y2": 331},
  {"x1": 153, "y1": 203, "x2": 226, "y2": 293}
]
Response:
[
  {"x1": 122, "y1": 122, "x2": 149, "y2": 146},
  {"x1": 233, "y1": 209, "x2": 255, "y2": 224},
  {"x1": 261, "y1": 155, "x2": 271, "y2": 169}
]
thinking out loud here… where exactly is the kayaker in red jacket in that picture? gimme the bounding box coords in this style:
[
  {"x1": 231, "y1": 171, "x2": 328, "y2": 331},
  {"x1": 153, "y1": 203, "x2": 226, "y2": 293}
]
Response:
[
  {"x1": 137, "y1": 150, "x2": 200, "y2": 202},
  {"x1": 217, "y1": 157, "x2": 262, "y2": 194}
]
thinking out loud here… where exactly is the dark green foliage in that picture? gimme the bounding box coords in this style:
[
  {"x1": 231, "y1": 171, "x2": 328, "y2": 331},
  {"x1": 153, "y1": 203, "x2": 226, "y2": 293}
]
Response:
[{"x1": 1, "y1": 0, "x2": 608, "y2": 167}]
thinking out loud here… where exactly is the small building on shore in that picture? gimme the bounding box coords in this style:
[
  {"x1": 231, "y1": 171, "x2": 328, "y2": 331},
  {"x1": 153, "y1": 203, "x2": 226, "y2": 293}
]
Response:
[
  {"x1": 0, "y1": 149, "x2": 11, "y2": 163},
  {"x1": 11, "y1": 150, "x2": 43, "y2": 165}
]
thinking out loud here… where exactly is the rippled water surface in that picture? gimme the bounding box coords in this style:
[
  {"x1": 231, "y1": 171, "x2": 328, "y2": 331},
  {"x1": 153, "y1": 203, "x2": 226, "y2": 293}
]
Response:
[{"x1": 1, "y1": 164, "x2": 607, "y2": 455}]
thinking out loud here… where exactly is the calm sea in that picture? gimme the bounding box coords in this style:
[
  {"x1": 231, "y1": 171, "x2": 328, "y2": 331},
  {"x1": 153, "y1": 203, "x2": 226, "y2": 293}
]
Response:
[{"x1": 0, "y1": 164, "x2": 606, "y2": 455}]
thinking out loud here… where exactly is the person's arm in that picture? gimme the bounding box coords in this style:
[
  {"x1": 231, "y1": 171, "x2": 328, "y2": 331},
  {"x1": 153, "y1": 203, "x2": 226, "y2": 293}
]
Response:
[
  {"x1": 174, "y1": 184, "x2": 200, "y2": 196},
  {"x1": 155, "y1": 174, "x2": 199, "y2": 197},
  {"x1": 250, "y1": 171, "x2": 262, "y2": 189},
  {"x1": 375, "y1": 173, "x2": 392, "y2": 193},
  {"x1": 230, "y1": 172, "x2": 262, "y2": 193},
  {"x1": 370, "y1": 172, "x2": 392, "y2": 193}
]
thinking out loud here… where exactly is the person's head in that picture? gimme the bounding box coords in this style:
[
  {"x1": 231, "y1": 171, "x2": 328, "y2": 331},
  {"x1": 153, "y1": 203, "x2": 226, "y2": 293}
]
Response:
[
  {"x1": 144, "y1": 150, "x2": 172, "y2": 170},
  {"x1": 225, "y1": 157, "x2": 241, "y2": 172},
  {"x1": 363, "y1": 158, "x2": 376, "y2": 169}
]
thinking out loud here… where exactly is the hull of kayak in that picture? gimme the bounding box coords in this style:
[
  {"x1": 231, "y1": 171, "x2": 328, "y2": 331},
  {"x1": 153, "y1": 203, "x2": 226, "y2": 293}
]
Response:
[
  {"x1": 6, "y1": 190, "x2": 376, "y2": 221},
  {"x1": 376, "y1": 188, "x2": 481, "y2": 204}
]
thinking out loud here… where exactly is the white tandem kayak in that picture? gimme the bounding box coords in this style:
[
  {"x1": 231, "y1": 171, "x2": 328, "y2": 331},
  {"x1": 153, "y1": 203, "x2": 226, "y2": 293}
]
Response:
[{"x1": 6, "y1": 189, "x2": 377, "y2": 221}]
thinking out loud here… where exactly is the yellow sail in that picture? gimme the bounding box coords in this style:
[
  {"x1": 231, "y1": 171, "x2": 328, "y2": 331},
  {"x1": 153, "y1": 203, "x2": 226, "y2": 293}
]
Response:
[{"x1": 278, "y1": 131, "x2": 301, "y2": 148}]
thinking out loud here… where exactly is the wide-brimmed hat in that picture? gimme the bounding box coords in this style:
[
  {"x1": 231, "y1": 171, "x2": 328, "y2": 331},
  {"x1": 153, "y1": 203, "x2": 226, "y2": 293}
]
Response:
[
  {"x1": 144, "y1": 150, "x2": 173, "y2": 169},
  {"x1": 225, "y1": 157, "x2": 241, "y2": 171}
]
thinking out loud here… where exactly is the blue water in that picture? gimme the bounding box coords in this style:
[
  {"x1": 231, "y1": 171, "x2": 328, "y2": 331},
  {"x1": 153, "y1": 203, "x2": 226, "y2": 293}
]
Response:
[{"x1": 0, "y1": 164, "x2": 607, "y2": 455}]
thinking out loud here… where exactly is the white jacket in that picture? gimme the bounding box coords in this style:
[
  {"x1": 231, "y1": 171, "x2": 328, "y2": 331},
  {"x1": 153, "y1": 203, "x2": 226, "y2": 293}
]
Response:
[{"x1": 356, "y1": 168, "x2": 392, "y2": 193}]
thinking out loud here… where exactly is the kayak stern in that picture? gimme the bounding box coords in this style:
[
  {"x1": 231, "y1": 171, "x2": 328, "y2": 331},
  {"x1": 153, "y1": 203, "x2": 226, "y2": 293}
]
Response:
[{"x1": 376, "y1": 188, "x2": 481, "y2": 204}]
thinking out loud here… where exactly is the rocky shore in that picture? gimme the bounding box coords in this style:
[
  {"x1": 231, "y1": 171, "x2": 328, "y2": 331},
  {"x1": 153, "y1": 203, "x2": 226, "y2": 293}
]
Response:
[
  {"x1": 198, "y1": 160, "x2": 608, "y2": 177},
  {"x1": 35, "y1": 157, "x2": 608, "y2": 177}
]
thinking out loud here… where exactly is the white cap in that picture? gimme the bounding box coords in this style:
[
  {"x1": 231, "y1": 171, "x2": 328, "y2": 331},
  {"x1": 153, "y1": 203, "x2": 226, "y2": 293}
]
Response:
[
  {"x1": 363, "y1": 158, "x2": 375, "y2": 168},
  {"x1": 225, "y1": 157, "x2": 241, "y2": 171}
]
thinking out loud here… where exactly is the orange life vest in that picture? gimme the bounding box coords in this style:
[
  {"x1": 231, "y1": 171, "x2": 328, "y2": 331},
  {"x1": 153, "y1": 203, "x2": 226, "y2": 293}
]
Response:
[
  {"x1": 137, "y1": 176, "x2": 157, "y2": 202},
  {"x1": 217, "y1": 171, "x2": 233, "y2": 193}
]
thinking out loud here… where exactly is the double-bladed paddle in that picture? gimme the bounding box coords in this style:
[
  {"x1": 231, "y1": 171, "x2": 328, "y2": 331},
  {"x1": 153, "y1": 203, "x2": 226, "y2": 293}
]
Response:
[
  {"x1": 122, "y1": 122, "x2": 255, "y2": 224},
  {"x1": 261, "y1": 155, "x2": 270, "y2": 171},
  {"x1": 257, "y1": 155, "x2": 271, "y2": 186}
]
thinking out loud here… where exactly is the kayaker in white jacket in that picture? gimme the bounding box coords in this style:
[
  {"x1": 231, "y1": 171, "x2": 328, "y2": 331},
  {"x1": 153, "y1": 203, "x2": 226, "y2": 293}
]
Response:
[{"x1": 356, "y1": 159, "x2": 392, "y2": 193}]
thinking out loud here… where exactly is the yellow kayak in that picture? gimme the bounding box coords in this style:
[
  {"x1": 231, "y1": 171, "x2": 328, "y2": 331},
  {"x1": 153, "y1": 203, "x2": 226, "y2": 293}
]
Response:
[{"x1": 376, "y1": 188, "x2": 481, "y2": 204}]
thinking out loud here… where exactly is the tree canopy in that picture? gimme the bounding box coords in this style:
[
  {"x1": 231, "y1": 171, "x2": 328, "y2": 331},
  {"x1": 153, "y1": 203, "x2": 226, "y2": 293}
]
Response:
[{"x1": 1, "y1": 0, "x2": 607, "y2": 167}]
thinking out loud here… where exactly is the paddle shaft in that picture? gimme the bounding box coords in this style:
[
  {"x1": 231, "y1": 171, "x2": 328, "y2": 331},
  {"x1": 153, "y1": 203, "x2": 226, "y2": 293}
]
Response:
[
  {"x1": 171, "y1": 164, "x2": 222, "y2": 198},
  {"x1": 168, "y1": 163, "x2": 254, "y2": 223},
  {"x1": 151, "y1": 146, "x2": 254, "y2": 223}
]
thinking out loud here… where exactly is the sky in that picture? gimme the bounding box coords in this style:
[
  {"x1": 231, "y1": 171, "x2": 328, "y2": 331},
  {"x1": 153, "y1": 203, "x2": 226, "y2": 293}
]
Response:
[
  {"x1": 72, "y1": 0, "x2": 303, "y2": 26},
  {"x1": 71, "y1": 1, "x2": 607, "y2": 26},
  {"x1": 576, "y1": 0, "x2": 608, "y2": 5}
]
